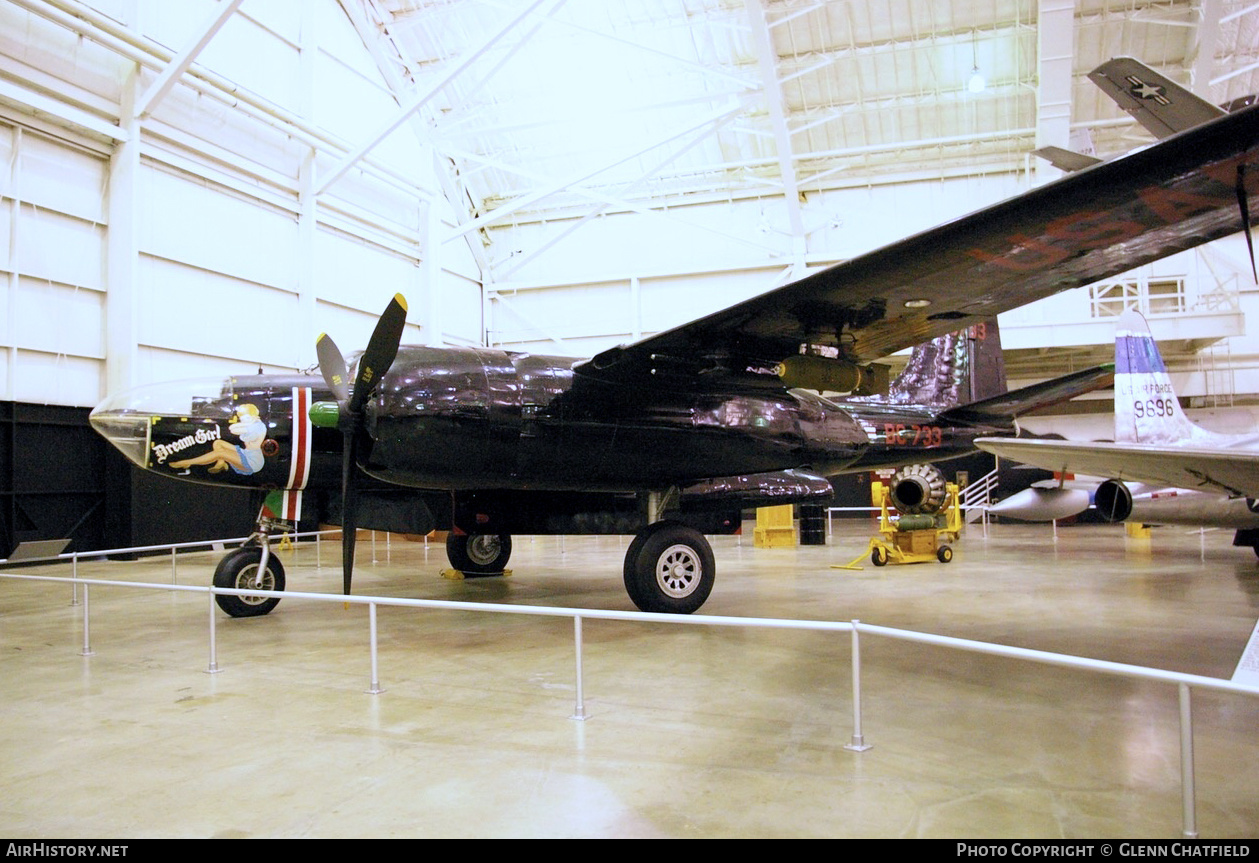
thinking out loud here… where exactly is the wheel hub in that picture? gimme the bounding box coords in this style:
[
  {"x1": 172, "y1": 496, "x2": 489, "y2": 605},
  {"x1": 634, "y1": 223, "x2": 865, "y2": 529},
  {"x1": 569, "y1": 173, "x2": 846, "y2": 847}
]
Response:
[
  {"x1": 235, "y1": 564, "x2": 275, "y2": 606},
  {"x1": 656, "y1": 545, "x2": 700, "y2": 598},
  {"x1": 467, "y1": 535, "x2": 502, "y2": 566}
]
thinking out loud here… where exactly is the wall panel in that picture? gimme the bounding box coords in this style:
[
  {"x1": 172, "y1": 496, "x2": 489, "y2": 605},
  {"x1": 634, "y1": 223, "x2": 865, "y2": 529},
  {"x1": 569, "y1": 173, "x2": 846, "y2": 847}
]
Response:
[
  {"x1": 312, "y1": 226, "x2": 419, "y2": 311},
  {"x1": 18, "y1": 205, "x2": 105, "y2": 289},
  {"x1": 0, "y1": 123, "x2": 14, "y2": 198},
  {"x1": 137, "y1": 255, "x2": 301, "y2": 369},
  {"x1": 20, "y1": 133, "x2": 105, "y2": 223},
  {"x1": 133, "y1": 346, "x2": 279, "y2": 383},
  {"x1": 199, "y1": 14, "x2": 301, "y2": 113},
  {"x1": 12, "y1": 276, "x2": 104, "y2": 358},
  {"x1": 139, "y1": 165, "x2": 298, "y2": 290},
  {"x1": 440, "y1": 273, "x2": 484, "y2": 346},
  {"x1": 0, "y1": 126, "x2": 108, "y2": 407},
  {"x1": 10, "y1": 351, "x2": 101, "y2": 407}
]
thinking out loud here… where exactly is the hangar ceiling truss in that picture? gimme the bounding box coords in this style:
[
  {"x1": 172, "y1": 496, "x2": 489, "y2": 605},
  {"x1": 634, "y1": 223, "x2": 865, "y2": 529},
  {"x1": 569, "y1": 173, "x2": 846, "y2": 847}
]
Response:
[
  {"x1": 2, "y1": 0, "x2": 1258, "y2": 273},
  {"x1": 340, "y1": 0, "x2": 1259, "y2": 264}
]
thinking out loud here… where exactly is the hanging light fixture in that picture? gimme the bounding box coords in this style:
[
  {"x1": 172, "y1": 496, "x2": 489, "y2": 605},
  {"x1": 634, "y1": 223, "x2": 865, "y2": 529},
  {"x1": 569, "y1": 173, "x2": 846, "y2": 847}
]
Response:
[{"x1": 968, "y1": 30, "x2": 986, "y2": 93}]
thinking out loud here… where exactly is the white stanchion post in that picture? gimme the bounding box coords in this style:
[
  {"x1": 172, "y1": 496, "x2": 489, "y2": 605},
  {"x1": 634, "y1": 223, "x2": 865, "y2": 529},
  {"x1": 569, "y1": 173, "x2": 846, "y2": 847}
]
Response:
[
  {"x1": 79, "y1": 583, "x2": 94, "y2": 657},
  {"x1": 1179, "y1": 683, "x2": 1198, "y2": 839},
  {"x1": 368, "y1": 602, "x2": 384, "y2": 694},
  {"x1": 845, "y1": 620, "x2": 870, "y2": 752},
  {"x1": 571, "y1": 615, "x2": 587, "y2": 721},
  {"x1": 207, "y1": 588, "x2": 221, "y2": 674}
]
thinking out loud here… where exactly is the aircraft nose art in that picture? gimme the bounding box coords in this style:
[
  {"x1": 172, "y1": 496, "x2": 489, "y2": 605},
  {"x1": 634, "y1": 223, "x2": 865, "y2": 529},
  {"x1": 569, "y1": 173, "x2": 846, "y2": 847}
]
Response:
[{"x1": 90, "y1": 378, "x2": 313, "y2": 493}]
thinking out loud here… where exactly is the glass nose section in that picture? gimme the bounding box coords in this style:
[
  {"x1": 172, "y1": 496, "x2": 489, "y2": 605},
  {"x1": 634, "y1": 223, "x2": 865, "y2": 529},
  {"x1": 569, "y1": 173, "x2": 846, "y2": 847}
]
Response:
[{"x1": 90, "y1": 377, "x2": 246, "y2": 470}]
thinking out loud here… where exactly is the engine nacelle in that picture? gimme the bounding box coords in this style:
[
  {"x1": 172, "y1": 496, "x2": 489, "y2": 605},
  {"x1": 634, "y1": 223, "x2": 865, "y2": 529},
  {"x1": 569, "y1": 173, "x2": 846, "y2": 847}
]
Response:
[
  {"x1": 1094, "y1": 479, "x2": 1133, "y2": 522},
  {"x1": 889, "y1": 463, "x2": 948, "y2": 515}
]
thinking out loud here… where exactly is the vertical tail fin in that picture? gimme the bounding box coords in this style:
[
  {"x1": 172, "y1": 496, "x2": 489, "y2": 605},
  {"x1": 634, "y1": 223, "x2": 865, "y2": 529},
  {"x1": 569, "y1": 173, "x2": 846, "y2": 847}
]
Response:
[
  {"x1": 888, "y1": 318, "x2": 1006, "y2": 407},
  {"x1": 1113, "y1": 309, "x2": 1202, "y2": 444}
]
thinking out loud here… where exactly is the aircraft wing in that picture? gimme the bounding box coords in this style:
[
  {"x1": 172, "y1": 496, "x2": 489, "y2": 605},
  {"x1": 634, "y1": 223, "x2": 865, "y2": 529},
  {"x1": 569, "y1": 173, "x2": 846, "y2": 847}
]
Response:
[
  {"x1": 576, "y1": 102, "x2": 1259, "y2": 387},
  {"x1": 973, "y1": 437, "x2": 1259, "y2": 499},
  {"x1": 1087, "y1": 57, "x2": 1226, "y2": 140}
]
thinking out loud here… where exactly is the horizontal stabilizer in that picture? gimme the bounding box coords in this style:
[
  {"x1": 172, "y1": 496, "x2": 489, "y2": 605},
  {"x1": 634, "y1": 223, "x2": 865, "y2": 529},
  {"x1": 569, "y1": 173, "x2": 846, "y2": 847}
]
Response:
[
  {"x1": 1089, "y1": 57, "x2": 1225, "y2": 139},
  {"x1": 1032, "y1": 146, "x2": 1103, "y2": 172},
  {"x1": 938, "y1": 364, "x2": 1114, "y2": 427}
]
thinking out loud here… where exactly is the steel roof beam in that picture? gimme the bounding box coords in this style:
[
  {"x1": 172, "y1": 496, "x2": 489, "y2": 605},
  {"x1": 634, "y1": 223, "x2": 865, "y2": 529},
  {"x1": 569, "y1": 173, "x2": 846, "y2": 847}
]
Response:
[
  {"x1": 442, "y1": 146, "x2": 784, "y2": 260},
  {"x1": 337, "y1": 0, "x2": 491, "y2": 275},
  {"x1": 490, "y1": 107, "x2": 750, "y2": 280},
  {"x1": 443, "y1": 100, "x2": 746, "y2": 240},
  {"x1": 1189, "y1": 0, "x2": 1223, "y2": 95},
  {"x1": 746, "y1": 0, "x2": 804, "y2": 245},
  {"x1": 134, "y1": 0, "x2": 244, "y2": 121},
  {"x1": 316, "y1": 0, "x2": 554, "y2": 196},
  {"x1": 1035, "y1": 0, "x2": 1076, "y2": 166}
]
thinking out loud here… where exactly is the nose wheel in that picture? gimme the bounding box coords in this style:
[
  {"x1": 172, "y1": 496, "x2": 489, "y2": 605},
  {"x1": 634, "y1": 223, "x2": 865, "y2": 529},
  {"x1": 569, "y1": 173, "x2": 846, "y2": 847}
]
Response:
[{"x1": 212, "y1": 546, "x2": 286, "y2": 617}]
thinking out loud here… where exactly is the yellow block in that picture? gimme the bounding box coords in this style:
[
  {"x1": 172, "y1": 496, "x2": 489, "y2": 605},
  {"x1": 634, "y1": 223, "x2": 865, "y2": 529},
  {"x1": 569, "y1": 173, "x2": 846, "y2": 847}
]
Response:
[
  {"x1": 870, "y1": 481, "x2": 885, "y2": 509},
  {"x1": 754, "y1": 504, "x2": 796, "y2": 548},
  {"x1": 1125, "y1": 522, "x2": 1151, "y2": 538}
]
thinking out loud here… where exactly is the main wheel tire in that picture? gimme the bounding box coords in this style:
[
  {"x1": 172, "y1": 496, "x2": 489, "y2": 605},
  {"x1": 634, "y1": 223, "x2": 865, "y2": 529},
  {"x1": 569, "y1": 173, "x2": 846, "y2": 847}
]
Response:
[
  {"x1": 213, "y1": 547, "x2": 285, "y2": 618},
  {"x1": 871, "y1": 546, "x2": 888, "y2": 567},
  {"x1": 937, "y1": 545, "x2": 953, "y2": 563},
  {"x1": 623, "y1": 521, "x2": 715, "y2": 614},
  {"x1": 446, "y1": 532, "x2": 512, "y2": 574}
]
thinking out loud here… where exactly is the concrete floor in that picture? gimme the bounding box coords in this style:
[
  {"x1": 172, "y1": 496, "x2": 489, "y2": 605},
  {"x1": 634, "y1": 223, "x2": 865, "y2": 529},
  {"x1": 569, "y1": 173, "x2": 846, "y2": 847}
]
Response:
[{"x1": 1, "y1": 519, "x2": 1257, "y2": 839}]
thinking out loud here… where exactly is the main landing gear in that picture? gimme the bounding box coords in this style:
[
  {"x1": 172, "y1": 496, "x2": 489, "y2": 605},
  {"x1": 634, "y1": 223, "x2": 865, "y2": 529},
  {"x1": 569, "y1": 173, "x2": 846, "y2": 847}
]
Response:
[
  {"x1": 620, "y1": 489, "x2": 716, "y2": 613},
  {"x1": 446, "y1": 532, "x2": 513, "y2": 574},
  {"x1": 444, "y1": 521, "x2": 716, "y2": 615},
  {"x1": 622, "y1": 521, "x2": 715, "y2": 614}
]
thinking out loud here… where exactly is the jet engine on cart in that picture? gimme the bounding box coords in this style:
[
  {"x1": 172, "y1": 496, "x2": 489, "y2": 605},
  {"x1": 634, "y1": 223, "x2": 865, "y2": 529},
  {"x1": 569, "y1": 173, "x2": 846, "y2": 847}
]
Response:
[{"x1": 867, "y1": 464, "x2": 961, "y2": 566}]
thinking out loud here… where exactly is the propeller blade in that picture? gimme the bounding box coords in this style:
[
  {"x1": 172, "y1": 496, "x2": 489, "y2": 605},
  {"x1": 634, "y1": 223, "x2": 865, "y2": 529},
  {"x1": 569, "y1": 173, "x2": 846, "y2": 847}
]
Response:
[
  {"x1": 341, "y1": 430, "x2": 359, "y2": 596},
  {"x1": 323, "y1": 293, "x2": 408, "y2": 598},
  {"x1": 1236, "y1": 165, "x2": 1258, "y2": 283},
  {"x1": 316, "y1": 333, "x2": 350, "y2": 403},
  {"x1": 349, "y1": 294, "x2": 408, "y2": 414}
]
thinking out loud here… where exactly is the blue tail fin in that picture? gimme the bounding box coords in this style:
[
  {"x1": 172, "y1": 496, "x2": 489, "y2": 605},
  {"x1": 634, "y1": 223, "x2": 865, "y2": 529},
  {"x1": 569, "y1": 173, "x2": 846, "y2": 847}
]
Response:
[{"x1": 1114, "y1": 309, "x2": 1203, "y2": 444}]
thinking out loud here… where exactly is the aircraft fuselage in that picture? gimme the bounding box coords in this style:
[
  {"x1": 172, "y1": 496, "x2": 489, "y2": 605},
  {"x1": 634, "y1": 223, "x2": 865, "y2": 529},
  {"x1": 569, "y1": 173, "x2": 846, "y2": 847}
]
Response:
[
  {"x1": 841, "y1": 400, "x2": 1007, "y2": 472},
  {"x1": 92, "y1": 345, "x2": 870, "y2": 500}
]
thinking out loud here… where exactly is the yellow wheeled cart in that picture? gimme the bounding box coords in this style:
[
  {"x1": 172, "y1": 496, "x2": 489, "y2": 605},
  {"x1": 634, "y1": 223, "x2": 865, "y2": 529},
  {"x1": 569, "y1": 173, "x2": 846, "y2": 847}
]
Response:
[
  {"x1": 832, "y1": 463, "x2": 963, "y2": 570},
  {"x1": 866, "y1": 480, "x2": 961, "y2": 566},
  {"x1": 856, "y1": 468, "x2": 961, "y2": 569}
]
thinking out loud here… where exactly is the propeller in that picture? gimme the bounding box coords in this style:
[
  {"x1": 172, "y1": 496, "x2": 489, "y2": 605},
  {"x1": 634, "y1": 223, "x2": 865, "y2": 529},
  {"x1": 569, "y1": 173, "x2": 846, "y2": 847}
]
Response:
[{"x1": 315, "y1": 294, "x2": 408, "y2": 597}]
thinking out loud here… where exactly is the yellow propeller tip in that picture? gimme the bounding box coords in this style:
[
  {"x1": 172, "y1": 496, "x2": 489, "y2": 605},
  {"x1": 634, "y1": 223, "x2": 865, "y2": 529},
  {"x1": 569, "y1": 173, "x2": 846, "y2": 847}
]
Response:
[{"x1": 394, "y1": 294, "x2": 408, "y2": 312}]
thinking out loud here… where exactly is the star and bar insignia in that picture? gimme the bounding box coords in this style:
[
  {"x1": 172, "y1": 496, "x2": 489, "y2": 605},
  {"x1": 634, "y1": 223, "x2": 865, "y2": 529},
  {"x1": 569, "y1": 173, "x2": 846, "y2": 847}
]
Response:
[{"x1": 1125, "y1": 75, "x2": 1170, "y2": 104}]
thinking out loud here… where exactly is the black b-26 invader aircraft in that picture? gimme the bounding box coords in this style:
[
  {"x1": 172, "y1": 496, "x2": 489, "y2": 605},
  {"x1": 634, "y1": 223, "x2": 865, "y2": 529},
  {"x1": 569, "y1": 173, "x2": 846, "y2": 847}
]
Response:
[{"x1": 90, "y1": 63, "x2": 1259, "y2": 617}]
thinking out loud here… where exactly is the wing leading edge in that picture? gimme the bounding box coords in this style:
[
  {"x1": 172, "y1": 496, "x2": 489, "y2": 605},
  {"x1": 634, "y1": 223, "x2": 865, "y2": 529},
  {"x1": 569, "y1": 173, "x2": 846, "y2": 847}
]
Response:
[{"x1": 578, "y1": 101, "x2": 1259, "y2": 388}]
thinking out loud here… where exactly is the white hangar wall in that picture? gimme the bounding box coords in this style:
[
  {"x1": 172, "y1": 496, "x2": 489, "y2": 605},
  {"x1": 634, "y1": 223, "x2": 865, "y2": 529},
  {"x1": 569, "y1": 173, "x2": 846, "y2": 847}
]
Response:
[
  {"x1": 484, "y1": 174, "x2": 1028, "y2": 358},
  {"x1": 0, "y1": 0, "x2": 481, "y2": 408}
]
